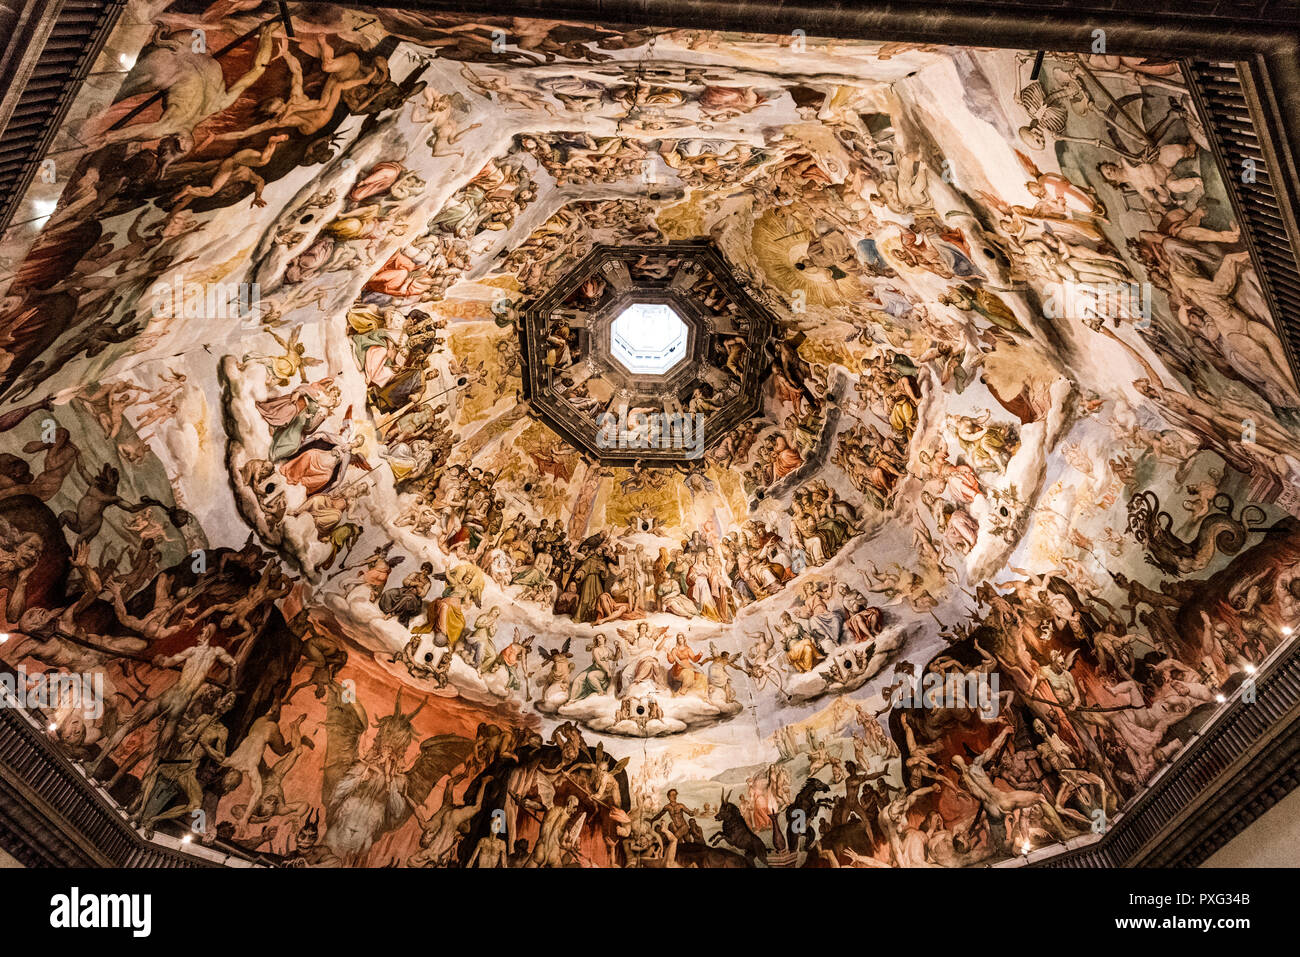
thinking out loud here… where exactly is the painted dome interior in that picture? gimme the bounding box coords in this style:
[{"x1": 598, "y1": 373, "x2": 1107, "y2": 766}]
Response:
[{"x1": 0, "y1": 0, "x2": 1298, "y2": 868}]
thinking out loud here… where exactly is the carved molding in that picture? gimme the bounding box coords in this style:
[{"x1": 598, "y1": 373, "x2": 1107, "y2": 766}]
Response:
[
  {"x1": 0, "y1": 707, "x2": 214, "y2": 868},
  {"x1": 0, "y1": 0, "x2": 123, "y2": 232}
]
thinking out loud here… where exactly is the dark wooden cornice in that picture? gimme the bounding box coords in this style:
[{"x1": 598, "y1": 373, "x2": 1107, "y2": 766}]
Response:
[
  {"x1": 0, "y1": 0, "x2": 122, "y2": 233},
  {"x1": 0, "y1": 707, "x2": 215, "y2": 867}
]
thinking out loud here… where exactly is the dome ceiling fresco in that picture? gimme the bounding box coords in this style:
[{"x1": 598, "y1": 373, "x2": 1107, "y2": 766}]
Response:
[
  {"x1": 1, "y1": 1, "x2": 1298, "y2": 868},
  {"x1": 518, "y1": 240, "x2": 774, "y2": 465}
]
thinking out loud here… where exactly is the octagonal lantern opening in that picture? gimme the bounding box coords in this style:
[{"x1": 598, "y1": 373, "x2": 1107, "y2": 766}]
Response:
[
  {"x1": 518, "y1": 240, "x2": 777, "y2": 465},
  {"x1": 609, "y1": 302, "x2": 689, "y2": 376}
]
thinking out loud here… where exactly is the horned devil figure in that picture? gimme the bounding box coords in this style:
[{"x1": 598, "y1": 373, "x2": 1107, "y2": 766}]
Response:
[
  {"x1": 712, "y1": 789, "x2": 768, "y2": 865},
  {"x1": 784, "y1": 776, "x2": 833, "y2": 852},
  {"x1": 323, "y1": 686, "x2": 472, "y2": 866}
]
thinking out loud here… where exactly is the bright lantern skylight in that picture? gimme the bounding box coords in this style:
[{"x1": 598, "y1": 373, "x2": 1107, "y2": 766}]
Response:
[{"x1": 609, "y1": 302, "x2": 689, "y2": 375}]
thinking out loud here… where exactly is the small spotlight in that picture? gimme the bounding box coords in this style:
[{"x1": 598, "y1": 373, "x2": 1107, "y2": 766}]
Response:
[
  {"x1": 1215, "y1": 693, "x2": 1227, "y2": 704},
  {"x1": 1244, "y1": 663, "x2": 1257, "y2": 675},
  {"x1": 47, "y1": 722, "x2": 58, "y2": 732},
  {"x1": 1283, "y1": 626, "x2": 1294, "y2": 637},
  {"x1": 181, "y1": 834, "x2": 193, "y2": 844}
]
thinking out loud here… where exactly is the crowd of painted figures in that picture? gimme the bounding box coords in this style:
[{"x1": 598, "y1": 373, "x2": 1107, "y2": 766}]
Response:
[{"x1": 0, "y1": 4, "x2": 1297, "y2": 867}]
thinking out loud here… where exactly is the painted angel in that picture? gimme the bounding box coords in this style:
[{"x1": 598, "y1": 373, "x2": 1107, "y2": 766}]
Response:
[{"x1": 614, "y1": 623, "x2": 669, "y2": 692}]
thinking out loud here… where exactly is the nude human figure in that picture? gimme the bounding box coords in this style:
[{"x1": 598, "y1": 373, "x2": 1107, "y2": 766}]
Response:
[
  {"x1": 194, "y1": 35, "x2": 378, "y2": 149},
  {"x1": 89, "y1": 624, "x2": 238, "y2": 789},
  {"x1": 167, "y1": 134, "x2": 289, "y2": 223},
  {"x1": 467, "y1": 831, "x2": 507, "y2": 867},
  {"x1": 407, "y1": 775, "x2": 494, "y2": 867},
  {"x1": 952, "y1": 725, "x2": 1071, "y2": 849},
  {"x1": 526, "y1": 795, "x2": 582, "y2": 867},
  {"x1": 91, "y1": 22, "x2": 279, "y2": 147}
]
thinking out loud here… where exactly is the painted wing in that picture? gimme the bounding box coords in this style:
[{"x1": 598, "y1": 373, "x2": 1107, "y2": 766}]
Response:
[
  {"x1": 579, "y1": 531, "x2": 607, "y2": 552},
  {"x1": 564, "y1": 810, "x2": 588, "y2": 848},
  {"x1": 403, "y1": 734, "x2": 475, "y2": 810},
  {"x1": 322, "y1": 685, "x2": 368, "y2": 808},
  {"x1": 1014, "y1": 148, "x2": 1042, "y2": 180}
]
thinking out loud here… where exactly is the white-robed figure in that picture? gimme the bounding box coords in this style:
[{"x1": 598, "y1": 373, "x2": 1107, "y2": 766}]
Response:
[
  {"x1": 460, "y1": 605, "x2": 501, "y2": 672},
  {"x1": 798, "y1": 580, "x2": 843, "y2": 654},
  {"x1": 614, "y1": 623, "x2": 670, "y2": 694},
  {"x1": 687, "y1": 554, "x2": 719, "y2": 621},
  {"x1": 569, "y1": 634, "x2": 616, "y2": 701}
]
